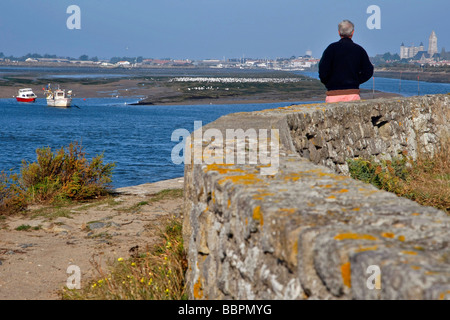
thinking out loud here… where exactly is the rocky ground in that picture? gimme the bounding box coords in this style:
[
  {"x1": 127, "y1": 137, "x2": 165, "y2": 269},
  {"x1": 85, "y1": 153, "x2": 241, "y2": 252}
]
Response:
[{"x1": 0, "y1": 178, "x2": 184, "y2": 300}]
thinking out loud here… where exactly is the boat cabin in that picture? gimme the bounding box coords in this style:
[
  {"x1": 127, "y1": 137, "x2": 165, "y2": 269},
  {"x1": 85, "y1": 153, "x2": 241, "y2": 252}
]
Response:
[{"x1": 18, "y1": 88, "x2": 37, "y2": 98}]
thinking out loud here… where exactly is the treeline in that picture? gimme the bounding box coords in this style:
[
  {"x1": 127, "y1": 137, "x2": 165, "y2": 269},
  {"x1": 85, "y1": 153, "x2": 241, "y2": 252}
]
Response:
[{"x1": 371, "y1": 52, "x2": 403, "y2": 66}]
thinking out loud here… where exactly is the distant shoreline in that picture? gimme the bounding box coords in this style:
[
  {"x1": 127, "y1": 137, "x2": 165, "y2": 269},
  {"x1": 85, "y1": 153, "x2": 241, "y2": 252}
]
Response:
[{"x1": 374, "y1": 69, "x2": 450, "y2": 84}]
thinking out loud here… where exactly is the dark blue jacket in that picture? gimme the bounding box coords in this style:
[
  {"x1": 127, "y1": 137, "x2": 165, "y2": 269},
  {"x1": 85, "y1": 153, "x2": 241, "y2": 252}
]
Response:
[{"x1": 319, "y1": 38, "x2": 374, "y2": 91}]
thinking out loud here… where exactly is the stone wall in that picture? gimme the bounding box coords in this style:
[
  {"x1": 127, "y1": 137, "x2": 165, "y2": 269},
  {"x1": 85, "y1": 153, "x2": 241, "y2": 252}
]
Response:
[
  {"x1": 183, "y1": 94, "x2": 450, "y2": 300},
  {"x1": 287, "y1": 94, "x2": 449, "y2": 175}
]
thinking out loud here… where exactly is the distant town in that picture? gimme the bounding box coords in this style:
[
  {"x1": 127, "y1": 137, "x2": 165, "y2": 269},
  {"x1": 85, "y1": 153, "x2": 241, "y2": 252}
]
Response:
[
  {"x1": 0, "y1": 52, "x2": 320, "y2": 71},
  {"x1": 375, "y1": 31, "x2": 450, "y2": 68},
  {"x1": 0, "y1": 31, "x2": 448, "y2": 71}
]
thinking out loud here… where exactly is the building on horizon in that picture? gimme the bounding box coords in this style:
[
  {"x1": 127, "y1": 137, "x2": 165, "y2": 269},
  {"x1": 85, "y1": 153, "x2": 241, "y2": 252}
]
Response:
[
  {"x1": 400, "y1": 42, "x2": 424, "y2": 59},
  {"x1": 428, "y1": 30, "x2": 438, "y2": 56},
  {"x1": 400, "y1": 31, "x2": 438, "y2": 59}
]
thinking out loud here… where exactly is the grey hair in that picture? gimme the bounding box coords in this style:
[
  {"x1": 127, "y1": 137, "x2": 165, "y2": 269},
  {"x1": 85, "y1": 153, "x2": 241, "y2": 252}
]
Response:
[{"x1": 338, "y1": 20, "x2": 354, "y2": 37}]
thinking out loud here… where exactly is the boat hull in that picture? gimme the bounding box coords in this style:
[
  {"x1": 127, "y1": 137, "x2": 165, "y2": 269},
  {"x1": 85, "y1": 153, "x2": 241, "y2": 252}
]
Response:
[
  {"x1": 47, "y1": 98, "x2": 72, "y2": 107},
  {"x1": 16, "y1": 97, "x2": 36, "y2": 103}
]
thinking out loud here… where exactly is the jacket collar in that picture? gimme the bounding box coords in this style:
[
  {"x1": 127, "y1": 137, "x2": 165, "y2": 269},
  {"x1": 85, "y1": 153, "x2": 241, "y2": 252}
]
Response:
[{"x1": 339, "y1": 37, "x2": 354, "y2": 43}]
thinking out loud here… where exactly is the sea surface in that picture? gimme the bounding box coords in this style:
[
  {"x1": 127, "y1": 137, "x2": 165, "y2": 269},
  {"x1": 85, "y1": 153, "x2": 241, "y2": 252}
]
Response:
[{"x1": 1, "y1": 69, "x2": 448, "y2": 188}]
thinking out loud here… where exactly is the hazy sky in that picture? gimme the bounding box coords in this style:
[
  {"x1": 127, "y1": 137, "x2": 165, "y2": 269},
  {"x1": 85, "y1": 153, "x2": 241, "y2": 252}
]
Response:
[{"x1": 0, "y1": 0, "x2": 448, "y2": 60}]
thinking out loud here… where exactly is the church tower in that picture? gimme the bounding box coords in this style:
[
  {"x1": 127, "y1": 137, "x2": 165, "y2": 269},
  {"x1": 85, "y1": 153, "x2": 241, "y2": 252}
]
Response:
[{"x1": 428, "y1": 31, "x2": 438, "y2": 56}]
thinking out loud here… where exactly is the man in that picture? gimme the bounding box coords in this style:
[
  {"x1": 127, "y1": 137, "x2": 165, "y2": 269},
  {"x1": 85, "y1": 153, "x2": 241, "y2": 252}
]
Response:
[{"x1": 319, "y1": 20, "x2": 374, "y2": 103}]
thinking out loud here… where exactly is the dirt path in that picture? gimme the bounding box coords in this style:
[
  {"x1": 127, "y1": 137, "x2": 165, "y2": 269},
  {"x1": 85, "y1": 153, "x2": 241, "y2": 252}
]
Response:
[{"x1": 0, "y1": 178, "x2": 184, "y2": 300}]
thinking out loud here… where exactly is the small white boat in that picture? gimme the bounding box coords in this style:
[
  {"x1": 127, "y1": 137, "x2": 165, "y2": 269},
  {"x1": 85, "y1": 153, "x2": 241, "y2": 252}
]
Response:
[
  {"x1": 44, "y1": 84, "x2": 72, "y2": 107},
  {"x1": 16, "y1": 88, "x2": 37, "y2": 103}
]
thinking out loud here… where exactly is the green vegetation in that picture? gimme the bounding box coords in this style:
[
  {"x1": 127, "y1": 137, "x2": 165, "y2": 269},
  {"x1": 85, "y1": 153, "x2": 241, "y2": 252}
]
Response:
[
  {"x1": 147, "y1": 189, "x2": 183, "y2": 203},
  {"x1": 15, "y1": 224, "x2": 41, "y2": 231},
  {"x1": 30, "y1": 205, "x2": 74, "y2": 220},
  {"x1": 0, "y1": 141, "x2": 115, "y2": 216},
  {"x1": 348, "y1": 141, "x2": 450, "y2": 214},
  {"x1": 62, "y1": 217, "x2": 187, "y2": 300},
  {"x1": 119, "y1": 200, "x2": 149, "y2": 214},
  {"x1": 72, "y1": 197, "x2": 121, "y2": 212},
  {"x1": 118, "y1": 189, "x2": 183, "y2": 214}
]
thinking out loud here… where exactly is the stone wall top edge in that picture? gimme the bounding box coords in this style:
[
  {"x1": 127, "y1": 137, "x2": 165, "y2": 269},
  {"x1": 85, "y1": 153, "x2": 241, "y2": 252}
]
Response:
[{"x1": 196, "y1": 94, "x2": 449, "y2": 131}]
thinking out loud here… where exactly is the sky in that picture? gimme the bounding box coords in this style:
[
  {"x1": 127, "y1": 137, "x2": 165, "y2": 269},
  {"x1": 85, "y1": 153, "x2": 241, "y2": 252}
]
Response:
[{"x1": 0, "y1": 0, "x2": 448, "y2": 60}]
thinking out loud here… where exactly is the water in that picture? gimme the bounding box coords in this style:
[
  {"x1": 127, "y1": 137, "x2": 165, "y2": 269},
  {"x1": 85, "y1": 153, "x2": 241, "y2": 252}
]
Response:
[
  {"x1": 298, "y1": 71, "x2": 450, "y2": 97},
  {"x1": 0, "y1": 98, "x2": 316, "y2": 188},
  {"x1": 0, "y1": 66, "x2": 281, "y2": 80},
  {"x1": 46, "y1": 74, "x2": 129, "y2": 79}
]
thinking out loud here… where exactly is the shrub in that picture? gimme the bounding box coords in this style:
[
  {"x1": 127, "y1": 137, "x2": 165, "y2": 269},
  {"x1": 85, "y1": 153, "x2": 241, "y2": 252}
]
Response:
[
  {"x1": 0, "y1": 141, "x2": 115, "y2": 215},
  {"x1": 20, "y1": 141, "x2": 115, "y2": 204},
  {"x1": 347, "y1": 151, "x2": 410, "y2": 195},
  {"x1": 0, "y1": 170, "x2": 27, "y2": 215}
]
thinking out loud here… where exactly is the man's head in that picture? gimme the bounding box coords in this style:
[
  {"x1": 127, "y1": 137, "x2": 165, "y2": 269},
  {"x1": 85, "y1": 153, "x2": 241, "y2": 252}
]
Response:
[{"x1": 338, "y1": 20, "x2": 354, "y2": 38}]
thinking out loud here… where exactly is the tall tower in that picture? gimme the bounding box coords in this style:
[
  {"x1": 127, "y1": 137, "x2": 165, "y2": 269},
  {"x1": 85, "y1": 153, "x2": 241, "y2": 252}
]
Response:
[
  {"x1": 428, "y1": 31, "x2": 438, "y2": 56},
  {"x1": 400, "y1": 43, "x2": 406, "y2": 59}
]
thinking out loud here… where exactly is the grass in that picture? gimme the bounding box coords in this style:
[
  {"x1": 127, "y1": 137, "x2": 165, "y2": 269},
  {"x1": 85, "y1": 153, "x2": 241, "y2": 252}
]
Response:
[
  {"x1": 31, "y1": 206, "x2": 74, "y2": 220},
  {"x1": 119, "y1": 201, "x2": 149, "y2": 213},
  {"x1": 348, "y1": 139, "x2": 450, "y2": 214},
  {"x1": 148, "y1": 189, "x2": 183, "y2": 203},
  {"x1": 118, "y1": 189, "x2": 183, "y2": 213},
  {"x1": 15, "y1": 224, "x2": 41, "y2": 231},
  {"x1": 19, "y1": 196, "x2": 121, "y2": 222},
  {"x1": 72, "y1": 196, "x2": 122, "y2": 212},
  {"x1": 61, "y1": 217, "x2": 187, "y2": 300}
]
